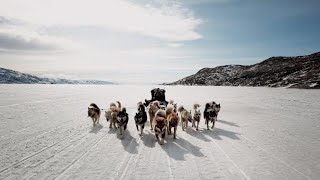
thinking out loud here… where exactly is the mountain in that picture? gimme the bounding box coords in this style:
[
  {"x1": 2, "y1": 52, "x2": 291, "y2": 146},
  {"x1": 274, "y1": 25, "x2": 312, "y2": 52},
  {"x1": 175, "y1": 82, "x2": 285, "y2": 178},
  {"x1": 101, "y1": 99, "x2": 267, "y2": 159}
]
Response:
[
  {"x1": 0, "y1": 67, "x2": 114, "y2": 85},
  {"x1": 167, "y1": 52, "x2": 320, "y2": 89}
]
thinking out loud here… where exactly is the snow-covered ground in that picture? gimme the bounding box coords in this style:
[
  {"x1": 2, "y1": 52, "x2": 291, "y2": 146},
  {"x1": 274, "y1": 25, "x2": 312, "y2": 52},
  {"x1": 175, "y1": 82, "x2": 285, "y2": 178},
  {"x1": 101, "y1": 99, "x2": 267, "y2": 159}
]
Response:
[{"x1": 0, "y1": 85, "x2": 319, "y2": 180}]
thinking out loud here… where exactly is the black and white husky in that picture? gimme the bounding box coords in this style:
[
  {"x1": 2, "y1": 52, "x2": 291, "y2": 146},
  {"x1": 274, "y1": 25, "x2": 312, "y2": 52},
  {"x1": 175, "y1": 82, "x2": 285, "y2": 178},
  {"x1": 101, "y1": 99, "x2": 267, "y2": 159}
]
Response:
[
  {"x1": 116, "y1": 107, "x2": 129, "y2": 139},
  {"x1": 203, "y1": 101, "x2": 221, "y2": 130},
  {"x1": 134, "y1": 102, "x2": 148, "y2": 136}
]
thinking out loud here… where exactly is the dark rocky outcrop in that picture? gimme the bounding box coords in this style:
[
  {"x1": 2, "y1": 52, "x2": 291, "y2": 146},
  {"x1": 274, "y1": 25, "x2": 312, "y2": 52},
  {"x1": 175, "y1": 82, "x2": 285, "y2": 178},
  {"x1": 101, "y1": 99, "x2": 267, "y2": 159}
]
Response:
[{"x1": 168, "y1": 52, "x2": 320, "y2": 89}]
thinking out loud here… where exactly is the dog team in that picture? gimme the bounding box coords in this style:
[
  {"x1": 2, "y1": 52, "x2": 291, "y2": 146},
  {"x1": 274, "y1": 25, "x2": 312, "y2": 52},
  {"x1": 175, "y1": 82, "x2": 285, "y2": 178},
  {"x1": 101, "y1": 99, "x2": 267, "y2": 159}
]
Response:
[{"x1": 87, "y1": 100, "x2": 221, "y2": 144}]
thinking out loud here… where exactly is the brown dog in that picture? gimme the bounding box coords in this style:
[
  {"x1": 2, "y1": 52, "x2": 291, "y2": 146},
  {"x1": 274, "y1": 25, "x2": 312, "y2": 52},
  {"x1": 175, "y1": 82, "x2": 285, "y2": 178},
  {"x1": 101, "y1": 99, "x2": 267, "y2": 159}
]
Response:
[
  {"x1": 166, "y1": 103, "x2": 179, "y2": 139},
  {"x1": 105, "y1": 101, "x2": 121, "y2": 128},
  {"x1": 148, "y1": 101, "x2": 160, "y2": 130},
  {"x1": 153, "y1": 109, "x2": 167, "y2": 145}
]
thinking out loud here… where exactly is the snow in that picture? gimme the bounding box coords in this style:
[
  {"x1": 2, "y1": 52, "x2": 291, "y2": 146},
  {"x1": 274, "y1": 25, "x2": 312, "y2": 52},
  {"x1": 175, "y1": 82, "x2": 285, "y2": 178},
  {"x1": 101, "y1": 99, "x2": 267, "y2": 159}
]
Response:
[
  {"x1": 309, "y1": 83, "x2": 318, "y2": 88},
  {"x1": 0, "y1": 84, "x2": 319, "y2": 179}
]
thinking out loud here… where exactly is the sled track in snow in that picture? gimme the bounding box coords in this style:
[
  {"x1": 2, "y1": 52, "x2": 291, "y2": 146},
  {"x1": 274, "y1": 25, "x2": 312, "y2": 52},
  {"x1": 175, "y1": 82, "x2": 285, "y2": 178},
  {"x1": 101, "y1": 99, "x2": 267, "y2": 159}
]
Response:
[
  {"x1": 240, "y1": 135, "x2": 312, "y2": 180},
  {"x1": 52, "y1": 131, "x2": 110, "y2": 180},
  {"x1": 0, "y1": 125, "x2": 91, "y2": 174},
  {"x1": 117, "y1": 134, "x2": 144, "y2": 180},
  {"x1": 207, "y1": 133, "x2": 250, "y2": 179},
  {"x1": 0, "y1": 119, "x2": 79, "y2": 150}
]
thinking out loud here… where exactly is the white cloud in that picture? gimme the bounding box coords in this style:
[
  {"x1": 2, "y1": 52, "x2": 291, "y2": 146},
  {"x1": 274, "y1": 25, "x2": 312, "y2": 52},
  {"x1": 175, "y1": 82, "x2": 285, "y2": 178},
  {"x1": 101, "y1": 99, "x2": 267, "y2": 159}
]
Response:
[
  {"x1": 0, "y1": 27, "x2": 79, "y2": 52},
  {"x1": 0, "y1": 0, "x2": 202, "y2": 42},
  {"x1": 168, "y1": 43, "x2": 184, "y2": 48},
  {"x1": 0, "y1": 16, "x2": 81, "y2": 52}
]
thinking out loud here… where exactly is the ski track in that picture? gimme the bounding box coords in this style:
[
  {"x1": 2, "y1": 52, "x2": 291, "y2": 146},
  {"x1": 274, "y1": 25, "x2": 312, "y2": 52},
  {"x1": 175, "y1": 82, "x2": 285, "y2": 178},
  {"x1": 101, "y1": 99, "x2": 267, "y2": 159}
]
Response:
[
  {"x1": 0, "y1": 130, "x2": 91, "y2": 180},
  {"x1": 0, "y1": 124, "x2": 91, "y2": 175},
  {"x1": 0, "y1": 85, "x2": 319, "y2": 179},
  {"x1": 240, "y1": 135, "x2": 312, "y2": 180},
  {"x1": 51, "y1": 131, "x2": 109, "y2": 180}
]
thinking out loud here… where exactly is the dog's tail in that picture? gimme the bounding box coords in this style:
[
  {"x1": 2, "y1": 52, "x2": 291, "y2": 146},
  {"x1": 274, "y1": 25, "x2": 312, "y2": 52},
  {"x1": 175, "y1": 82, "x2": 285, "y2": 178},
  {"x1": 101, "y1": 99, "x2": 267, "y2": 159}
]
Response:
[
  {"x1": 89, "y1": 103, "x2": 100, "y2": 114},
  {"x1": 193, "y1": 103, "x2": 200, "y2": 111},
  {"x1": 89, "y1": 103, "x2": 99, "y2": 109},
  {"x1": 121, "y1": 107, "x2": 127, "y2": 113},
  {"x1": 165, "y1": 104, "x2": 174, "y2": 116},
  {"x1": 116, "y1": 101, "x2": 121, "y2": 109}
]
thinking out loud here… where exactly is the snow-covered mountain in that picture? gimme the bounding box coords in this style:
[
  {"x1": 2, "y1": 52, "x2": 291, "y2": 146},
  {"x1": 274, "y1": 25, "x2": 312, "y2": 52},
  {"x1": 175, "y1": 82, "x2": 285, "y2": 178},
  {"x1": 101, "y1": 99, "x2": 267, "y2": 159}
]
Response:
[
  {"x1": 0, "y1": 67, "x2": 114, "y2": 85},
  {"x1": 168, "y1": 52, "x2": 320, "y2": 89}
]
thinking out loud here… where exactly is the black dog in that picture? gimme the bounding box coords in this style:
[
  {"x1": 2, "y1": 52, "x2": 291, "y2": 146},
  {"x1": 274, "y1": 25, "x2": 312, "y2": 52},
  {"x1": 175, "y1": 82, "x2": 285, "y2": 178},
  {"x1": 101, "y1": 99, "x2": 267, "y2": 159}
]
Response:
[
  {"x1": 203, "y1": 102, "x2": 220, "y2": 130},
  {"x1": 134, "y1": 102, "x2": 148, "y2": 136},
  {"x1": 144, "y1": 88, "x2": 168, "y2": 107}
]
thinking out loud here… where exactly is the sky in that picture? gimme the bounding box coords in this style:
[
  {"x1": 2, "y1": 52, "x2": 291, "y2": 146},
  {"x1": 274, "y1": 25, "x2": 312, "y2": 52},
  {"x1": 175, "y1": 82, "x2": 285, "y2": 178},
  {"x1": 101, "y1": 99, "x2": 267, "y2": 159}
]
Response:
[{"x1": 0, "y1": 0, "x2": 320, "y2": 84}]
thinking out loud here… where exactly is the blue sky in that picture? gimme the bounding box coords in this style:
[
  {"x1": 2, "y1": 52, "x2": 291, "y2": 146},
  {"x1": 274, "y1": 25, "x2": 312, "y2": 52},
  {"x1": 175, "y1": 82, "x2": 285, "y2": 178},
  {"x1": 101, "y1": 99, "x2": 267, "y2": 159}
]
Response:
[{"x1": 0, "y1": 0, "x2": 319, "y2": 84}]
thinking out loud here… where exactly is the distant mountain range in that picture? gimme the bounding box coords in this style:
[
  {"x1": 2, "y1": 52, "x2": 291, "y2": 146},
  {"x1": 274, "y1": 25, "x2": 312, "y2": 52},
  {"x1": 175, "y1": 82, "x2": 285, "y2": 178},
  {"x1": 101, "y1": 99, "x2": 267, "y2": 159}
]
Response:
[
  {"x1": 0, "y1": 68, "x2": 114, "y2": 85},
  {"x1": 167, "y1": 52, "x2": 320, "y2": 89}
]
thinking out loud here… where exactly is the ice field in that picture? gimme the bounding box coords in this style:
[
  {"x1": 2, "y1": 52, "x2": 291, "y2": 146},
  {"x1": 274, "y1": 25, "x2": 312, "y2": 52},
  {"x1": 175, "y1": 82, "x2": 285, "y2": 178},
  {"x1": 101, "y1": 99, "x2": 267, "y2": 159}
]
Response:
[{"x1": 0, "y1": 85, "x2": 319, "y2": 179}]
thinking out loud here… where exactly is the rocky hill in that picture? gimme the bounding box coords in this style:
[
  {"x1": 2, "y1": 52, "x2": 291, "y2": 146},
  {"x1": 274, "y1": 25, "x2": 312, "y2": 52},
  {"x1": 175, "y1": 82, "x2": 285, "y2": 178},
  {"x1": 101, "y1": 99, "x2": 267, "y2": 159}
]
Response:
[
  {"x1": 0, "y1": 67, "x2": 114, "y2": 85},
  {"x1": 168, "y1": 52, "x2": 320, "y2": 89}
]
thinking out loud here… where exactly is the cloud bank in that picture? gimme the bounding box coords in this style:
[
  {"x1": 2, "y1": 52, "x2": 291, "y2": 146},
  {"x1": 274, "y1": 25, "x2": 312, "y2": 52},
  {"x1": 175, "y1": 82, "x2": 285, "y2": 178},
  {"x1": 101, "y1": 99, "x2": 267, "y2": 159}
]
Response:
[{"x1": 0, "y1": 0, "x2": 202, "y2": 42}]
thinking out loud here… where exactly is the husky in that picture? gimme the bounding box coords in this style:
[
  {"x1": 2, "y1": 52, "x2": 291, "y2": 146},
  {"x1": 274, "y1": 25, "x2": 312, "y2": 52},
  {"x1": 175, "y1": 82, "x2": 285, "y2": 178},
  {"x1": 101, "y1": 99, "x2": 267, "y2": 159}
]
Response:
[
  {"x1": 105, "y1": 101, "x2": 121, "y2": 129},
  {"x1": 168, "y1": 100, "x2": 177, "y2": 111},
  {"x1": 88, "y1": 103, "x2": 101, "y2": 126},
  {"x1": 178, "y1": 106, "x2": 192, "y2": 131},
  {"x1": 116, "y1": 107, "x2": 129, "y2": 139},
  {"x1": 192, "y1": 103, "x2": 201, "y2": 131},
  {"x1": 166, "y1": 103, "x2": 179, "y2": 139},
  {"x1": 134, "y1": 102, "x2": 148, "y2": 136},
  {"x1": 148, "y1": 101, "x2": 160, "y2": 130},
  {"x1": 204, "y1": 102, "x2": 220, "y2": 130},
  {"x1": 165, "y1": 102, "x2": 177, "y2": 116},
  {"x1": 209, "y1": 101, "x2": 221, "y2": 120},
  {"x1": 153, "y1": 109, "x2": 167, "y2": 145}
]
